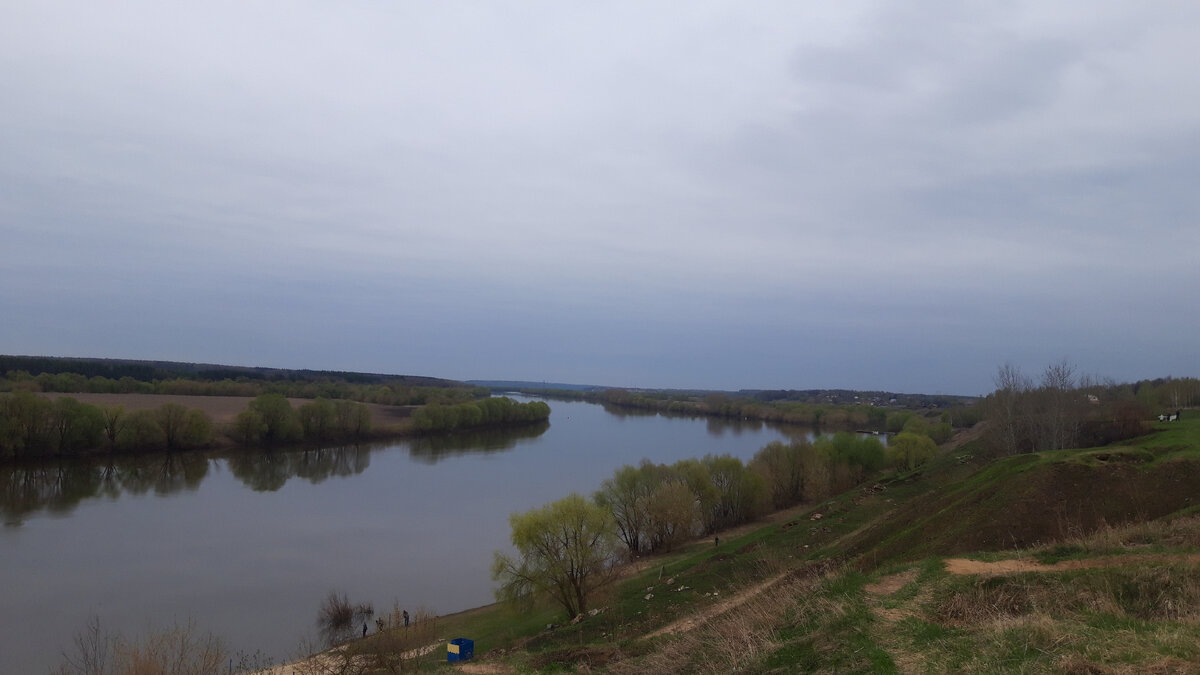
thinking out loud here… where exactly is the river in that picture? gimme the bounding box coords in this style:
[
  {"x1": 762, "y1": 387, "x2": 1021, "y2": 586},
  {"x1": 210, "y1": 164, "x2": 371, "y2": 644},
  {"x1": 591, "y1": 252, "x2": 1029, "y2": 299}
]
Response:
[{"x1": 1, "y1": 397, "x2": 820, "y2": 673}]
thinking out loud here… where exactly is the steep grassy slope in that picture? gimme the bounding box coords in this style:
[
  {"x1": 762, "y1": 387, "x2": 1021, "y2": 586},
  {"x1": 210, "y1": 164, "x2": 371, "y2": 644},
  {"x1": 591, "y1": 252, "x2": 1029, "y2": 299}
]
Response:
[{"x1": 378, "y1": 415, "x2": 1200, "y2": 673}]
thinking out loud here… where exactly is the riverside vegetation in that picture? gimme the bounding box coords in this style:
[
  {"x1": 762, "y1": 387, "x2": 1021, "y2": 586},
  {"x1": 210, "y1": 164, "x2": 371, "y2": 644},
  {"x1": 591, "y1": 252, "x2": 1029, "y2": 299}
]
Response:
[
  {"x1": 47, "y1": 363, "x2": 1200, "y2": 673},
  {"x1": 0, "y1": 361, "x2": 551, "y2": 460}
]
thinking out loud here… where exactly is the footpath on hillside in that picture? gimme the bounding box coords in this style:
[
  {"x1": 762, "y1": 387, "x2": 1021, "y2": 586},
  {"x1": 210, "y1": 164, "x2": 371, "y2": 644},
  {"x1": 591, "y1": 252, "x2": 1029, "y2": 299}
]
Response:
[{"x1": 943, "y1": 552, "x2": 1200, "y2": 575}]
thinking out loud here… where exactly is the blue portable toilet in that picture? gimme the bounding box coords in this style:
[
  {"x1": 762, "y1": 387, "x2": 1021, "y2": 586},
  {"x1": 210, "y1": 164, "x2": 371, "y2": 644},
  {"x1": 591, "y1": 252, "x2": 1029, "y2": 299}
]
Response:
[{"x1": 447, "y1": 637, "x2": 474, "y2": 662}]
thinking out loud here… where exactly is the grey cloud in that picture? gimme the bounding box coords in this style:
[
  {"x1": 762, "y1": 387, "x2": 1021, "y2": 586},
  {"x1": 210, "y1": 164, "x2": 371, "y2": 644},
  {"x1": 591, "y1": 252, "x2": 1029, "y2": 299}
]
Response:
[{"x1": 1, "y1": 2, "x2": 1197, "y2": 394}]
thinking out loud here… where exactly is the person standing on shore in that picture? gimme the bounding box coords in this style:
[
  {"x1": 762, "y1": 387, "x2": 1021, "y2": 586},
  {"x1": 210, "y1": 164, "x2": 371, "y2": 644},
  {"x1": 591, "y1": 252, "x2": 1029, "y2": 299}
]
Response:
[{"x1": 403, "y1": 610, "x2": 409, "y2": 628}]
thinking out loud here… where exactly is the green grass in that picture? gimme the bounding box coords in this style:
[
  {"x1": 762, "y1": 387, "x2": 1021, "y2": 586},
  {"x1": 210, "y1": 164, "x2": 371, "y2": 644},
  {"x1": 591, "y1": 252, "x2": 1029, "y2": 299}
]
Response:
[{"x1": 399, "y1": 415, "x2": 1200, "y2": 672}]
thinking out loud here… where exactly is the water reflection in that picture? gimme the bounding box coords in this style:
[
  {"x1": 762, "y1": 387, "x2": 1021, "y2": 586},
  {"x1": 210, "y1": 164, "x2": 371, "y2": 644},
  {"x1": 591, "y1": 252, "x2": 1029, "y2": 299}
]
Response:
[
  {"x1": 408, "y1": 421, "x2": 550, "y2": 463},
  {"x1": 598, "y1": 402, "x2": 660, "y2": 419},
  {"x1": 2, "y1": 453, "x2": 210, "y2": 526},
  {"x1": 705, "y1": 416, "x2": 765, "y2": 436},
  {"x1": 225, "y1": 445, "x2": 372, "y2": 492},
  {"x1": 595, "y1": 401, "x2": 789, "y2": 439},
  {"x1": 2, "y1": 422, "x2": 551, "y2": 523}
]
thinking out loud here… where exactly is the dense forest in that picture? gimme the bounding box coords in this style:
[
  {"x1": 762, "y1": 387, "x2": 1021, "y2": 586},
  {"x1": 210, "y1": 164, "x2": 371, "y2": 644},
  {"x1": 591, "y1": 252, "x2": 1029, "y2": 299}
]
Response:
[{"x1": 0, "y1": 355, "x2": 484, "y2": 405}]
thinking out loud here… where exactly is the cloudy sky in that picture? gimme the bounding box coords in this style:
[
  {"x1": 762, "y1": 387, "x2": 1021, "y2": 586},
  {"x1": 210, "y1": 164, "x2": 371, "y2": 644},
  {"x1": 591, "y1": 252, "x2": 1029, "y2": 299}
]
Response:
[{"x1": 2, "y1": 2, "x2": 1197, "y2": 395}]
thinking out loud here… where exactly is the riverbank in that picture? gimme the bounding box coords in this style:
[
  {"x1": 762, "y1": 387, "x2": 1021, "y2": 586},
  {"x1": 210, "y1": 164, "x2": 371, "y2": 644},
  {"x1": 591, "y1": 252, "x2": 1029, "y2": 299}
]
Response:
[
  {"x1": 2, "y1": 392, "x2": 548, "y2": 464},
  {"x1": 255, "y1": 501, "x2": 819, "y2": 673},
  {"x1": 7, "y1": 396, "x2": 801, "y2": 673}
]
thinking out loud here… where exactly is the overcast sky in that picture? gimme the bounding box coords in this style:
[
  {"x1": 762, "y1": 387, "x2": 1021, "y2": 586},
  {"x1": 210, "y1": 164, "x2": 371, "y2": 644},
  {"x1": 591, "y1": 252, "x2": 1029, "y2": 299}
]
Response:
[{"x1": 2, "y1": 2, "x2": 1197, "y2": 395}]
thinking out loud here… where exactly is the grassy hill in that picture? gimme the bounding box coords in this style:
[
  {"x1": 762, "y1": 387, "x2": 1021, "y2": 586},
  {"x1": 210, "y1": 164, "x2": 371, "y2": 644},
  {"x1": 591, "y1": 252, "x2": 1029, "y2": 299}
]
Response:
[{"x1": 366, "y1": 413, "x2": 1200, "y2": 673}]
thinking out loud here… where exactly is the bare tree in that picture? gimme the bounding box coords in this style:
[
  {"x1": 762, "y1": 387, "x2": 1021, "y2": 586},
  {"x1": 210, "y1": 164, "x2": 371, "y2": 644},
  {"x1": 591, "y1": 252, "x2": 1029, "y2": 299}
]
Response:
[
  {"x1": 990, "y1": 363, "x2": 1032, "y2": 455},
  {"x1": 317, "y1": 591, "x2": 374, "y2": 647},
  {"x1": 54, "y1": 616, "x2": 224, "y2": 675},
  {"x1": 55, "y1": 616, "x2": 115, "y2": 675},
  {"x1": 1039, "y1": 359, "x2": 1078, "y2": 451}
]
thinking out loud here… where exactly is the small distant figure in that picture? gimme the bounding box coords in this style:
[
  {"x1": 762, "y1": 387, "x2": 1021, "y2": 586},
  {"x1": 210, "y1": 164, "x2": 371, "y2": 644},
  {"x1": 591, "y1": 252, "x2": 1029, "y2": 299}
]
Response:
[
  {"x1": 714, "y1": 536, "x2": 719, "y2": 547},
  {"x1": 1178, "y1": 410, "x2": 1183, "y2": 421},
  {"x1": 362, "y1": 622, "x2": 368, "y2": 638},
  {"x1": 403, "y1": 609, "x2": 410, "y2": 628}
]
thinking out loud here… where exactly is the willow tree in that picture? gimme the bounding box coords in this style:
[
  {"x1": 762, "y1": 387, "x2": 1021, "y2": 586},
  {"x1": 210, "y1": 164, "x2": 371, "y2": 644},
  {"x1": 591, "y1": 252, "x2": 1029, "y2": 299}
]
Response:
[{"x1": 491, "y1": 493, "x2": 618, "y2": 619}]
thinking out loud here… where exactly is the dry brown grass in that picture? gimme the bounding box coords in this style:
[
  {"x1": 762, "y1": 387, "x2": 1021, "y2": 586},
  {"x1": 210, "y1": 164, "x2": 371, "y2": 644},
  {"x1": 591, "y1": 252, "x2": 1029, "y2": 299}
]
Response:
[
  {"x1": 1045, "y1": 515, "x2": 1200, "y2": 552},
  {"x1": 611, "y1": 567, "x2": 838, "y2": 674},
  {"x1": 937, "y1": 563, "x2": 1200, "y2": 628}
]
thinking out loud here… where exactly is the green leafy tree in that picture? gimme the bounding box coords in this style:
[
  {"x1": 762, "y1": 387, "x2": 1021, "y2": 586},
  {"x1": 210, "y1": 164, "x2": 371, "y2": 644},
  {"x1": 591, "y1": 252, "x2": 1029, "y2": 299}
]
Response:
[
  {"x1": 156, "y1": 403, "x2": 189, "y2": 449},
  {"x1": 180, "y1": 409, "x2": 213, "y2": 448},
  {"x1": 350, "y1": 401, "x2": 372, "y2": 437},
  {"x1": 594, "y1": 462, "x2": 659, "y2": 556},
  {"x1": 672, "y1": 458, "x2": 720, "y2": 533},
  {"x1": 247, "y1": 394, "x2": 300, "y2": 444},
  {"x1": 51, "y1": 397, "x2": 104, "y2": 454},
  {"x1": 750, "y1": 440, "x2": 806, "y2": 509},
  {"x1": 117, "y1": 409, "x2": 165, "y2": 451},
  {"x1": 928, "y1": 421, "x2": 953, "y2": 444},
  {"x1": 232, "y1": 408, "x2": 266, "y2": 445},
  {"x1": 703, "y1": 454, "x2": 768, "y2": 532},
  {"x1": 900, "y1": 415, "x2": 929, "y2": 435},
  {"x1": 4, "y1": 390, "x2": 53, "y2": 457},
  {"x1": 491, "y1": 493, "x2": 619, "y2": 619},
  {"x1": 644, "y1": 479, "x2": 697, "y2": 551},
  {"x1": 888, "y1": 431, "x2": 938, "y2": 470},
  {"x1": 298, "y1": 397, "x2": 335, "y2": 442},
  {"x1": 886, "y1": 411, "x2": 914, "y2": 433}
]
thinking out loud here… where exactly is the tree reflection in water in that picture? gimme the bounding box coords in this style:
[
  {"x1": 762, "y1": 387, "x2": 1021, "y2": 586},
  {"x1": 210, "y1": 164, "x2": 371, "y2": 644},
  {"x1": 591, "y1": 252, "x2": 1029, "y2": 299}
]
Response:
[
  {"x1": 407, "y1": 421, "x2": 549, "y2": 464},
  {"x1": 2, "y1": 421, "x2": 552, "y2": 522},
  {"x1": 226, "y1": 445, "x2": 372, "y2": 492},
  {"x1": 2, "y1": 453, "x2": 210, "y2": 526}
]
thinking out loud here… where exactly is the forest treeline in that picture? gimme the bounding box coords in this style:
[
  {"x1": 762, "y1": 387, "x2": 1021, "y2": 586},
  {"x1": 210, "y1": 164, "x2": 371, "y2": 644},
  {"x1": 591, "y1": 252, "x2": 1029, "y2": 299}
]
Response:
[
  {"x1": 594, "y1": 434, "x2": 885, "y2": 558},
  {"x1": 493, "y1": 427, "x2": 949, "y2": 619},
  {"x1": 0, "y1": 355, "x2": 464, "y2": 388},
  {"x1": 980, "y1": 363, "x2": 1198, "y2": 455},
  {"x1": 0, "y1": 368, "x2": 485, "y2": 407},
  {"x1": 410, "y1": 398, "x2": 551, "y2": 432},
  {"x1": 521, "y1": 387, "x2": 981, "y2": 431},
  {"x1": 0, "y1": 391, "x2": 376, "y2": 460},
  {"x1": 0, "y1": 389, "x2": 552, "y2": 462},
  {"x1": 493, "y1": 364, "x2": 1197, "y2": 620}
]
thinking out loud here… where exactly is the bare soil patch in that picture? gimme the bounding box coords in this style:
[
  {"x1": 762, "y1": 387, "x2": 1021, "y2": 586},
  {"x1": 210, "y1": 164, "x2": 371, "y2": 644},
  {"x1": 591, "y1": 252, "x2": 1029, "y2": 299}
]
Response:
[
  {"x1": 864, "y1": 569, "x2": 917, "y2": 596},
  {"x1": 944, "y1": 552, "x2": 1200, "y2": 576}
]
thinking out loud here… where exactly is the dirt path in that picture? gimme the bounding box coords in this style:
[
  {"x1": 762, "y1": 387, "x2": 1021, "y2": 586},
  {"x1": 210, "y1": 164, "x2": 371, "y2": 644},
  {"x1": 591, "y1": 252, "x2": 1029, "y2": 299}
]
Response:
[
  {"x1": 863, "y1": 568, "x2": 931, "y2": 674},
  {"x1": 863, "y1": 569, "x2": 917, "y2": 597},
  {"x1": 944, "y1": 552, "x2": 1200, "y2": 576},
  {"x1": 643, "y1": 572, "x2": 790, "y2": 639},
  {"x1": 644, "y1": 506, "x2": 895, "y2": 640}
]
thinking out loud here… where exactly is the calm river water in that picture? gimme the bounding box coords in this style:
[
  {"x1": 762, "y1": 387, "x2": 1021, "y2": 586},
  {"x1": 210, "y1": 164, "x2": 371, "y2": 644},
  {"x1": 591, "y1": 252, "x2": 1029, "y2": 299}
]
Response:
[{"x1": 2, "y1": 397, "x2": 817, "y2": 673}]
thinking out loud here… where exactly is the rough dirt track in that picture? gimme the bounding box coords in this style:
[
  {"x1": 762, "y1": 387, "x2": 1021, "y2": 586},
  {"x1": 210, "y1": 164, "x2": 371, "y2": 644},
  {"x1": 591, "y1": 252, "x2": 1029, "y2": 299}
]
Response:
[
  {"x1": 645, "y1": 505, "x2": 893, "y2": 640},
  {"x1": 944, "y1": 552, "x2": 1200, "y2": 576},
  {"x1": 643, "y1": 572, "x2": 790, "y2": 639}
]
